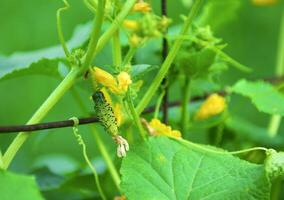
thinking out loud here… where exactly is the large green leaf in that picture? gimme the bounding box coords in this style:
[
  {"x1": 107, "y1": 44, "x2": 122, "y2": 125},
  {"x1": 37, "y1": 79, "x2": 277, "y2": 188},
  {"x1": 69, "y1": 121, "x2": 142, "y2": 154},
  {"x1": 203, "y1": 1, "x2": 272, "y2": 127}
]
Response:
[
  {"x1": 121, "y1": 137, "x2": 270, "y2": 200},
  {"x1": 231, "y1": 79, "x2": 284, "y2": 115},
  {"x1": 0, "y1": 22, "x2": 91, "y2": 81},
  {"x1": 0, "y1": 170, "x2": 44, "y2": 200}
]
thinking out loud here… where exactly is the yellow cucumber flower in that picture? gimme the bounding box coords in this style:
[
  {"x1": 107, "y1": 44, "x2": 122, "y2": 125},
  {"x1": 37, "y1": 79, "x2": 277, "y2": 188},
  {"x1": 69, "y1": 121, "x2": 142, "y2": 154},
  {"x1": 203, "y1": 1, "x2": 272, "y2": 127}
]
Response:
[
  {"x1": 195, "y1": 93, "x2": 226, "y2": 120},
  {"x1": 149, "y1": 118, "x2": 181, "y2": 138},
  {"x1": 91, "y1": 67, "x2": 132, "y2": 95},
  {"x1": 117, "y1": 71, "x2": 132, "y2": 93},
  {"x1": 92, "y1": 67, "x2": 118, "y2": 92},
  {"x1": 133, "y1": 1, "x2": 151, "y2": 13},
  {"x1": 251, "y1": 0, "x2": 277, "y2": 5}
]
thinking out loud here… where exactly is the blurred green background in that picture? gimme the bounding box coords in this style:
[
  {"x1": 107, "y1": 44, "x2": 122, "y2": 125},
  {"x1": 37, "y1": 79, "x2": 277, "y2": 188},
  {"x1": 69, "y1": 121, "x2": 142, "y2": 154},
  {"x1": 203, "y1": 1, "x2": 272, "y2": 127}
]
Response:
[{"x1": 0, "y1": 0, "x2": 283, "y2": 181}]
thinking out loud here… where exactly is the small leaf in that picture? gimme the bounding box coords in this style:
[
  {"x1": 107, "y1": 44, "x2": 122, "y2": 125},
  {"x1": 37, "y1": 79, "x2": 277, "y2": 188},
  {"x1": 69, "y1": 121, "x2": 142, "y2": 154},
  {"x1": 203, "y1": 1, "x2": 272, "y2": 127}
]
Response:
[
  {"x1": 0, "y1": 170, "x2": 44, "y2": 200},
  {"x1": 231, "y1": 79, "x2": 284, "y2": 115},
  {"x1": 121, "y1": 137, "x2": 271, "y2": 200},
  {"x1": 131, "y1": 64, "x2": 157, "y2": 81}
]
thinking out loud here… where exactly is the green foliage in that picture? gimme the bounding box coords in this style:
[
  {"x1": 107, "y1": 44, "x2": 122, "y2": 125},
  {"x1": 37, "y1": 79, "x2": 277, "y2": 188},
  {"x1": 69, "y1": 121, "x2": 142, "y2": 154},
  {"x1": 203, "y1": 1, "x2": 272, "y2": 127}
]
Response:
[
  {"x1": 265, "y1": 149, "x2": 284, "y2": 180},
  {"x1": 198, "y1": 0, "x2": 242, "y2": 30},
  {"x1": 121, "y1": 137, "x2": 271, "y2": 199},
  {"x1": 231, "y1": 79, "x2": 284, "y2": 116},
  {"x1": 0, "y1": 170, "x2": 44, "y2": 200}
]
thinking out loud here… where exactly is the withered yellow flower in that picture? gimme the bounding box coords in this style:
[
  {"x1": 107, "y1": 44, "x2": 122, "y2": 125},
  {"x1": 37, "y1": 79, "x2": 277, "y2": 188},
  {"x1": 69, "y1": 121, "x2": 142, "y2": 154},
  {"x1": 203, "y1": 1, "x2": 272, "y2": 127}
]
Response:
[
  {"x1": 123, "y1": 20, "x2": 140, "y2": 31},
  {"x1": 117, "y1": 71, "x2": 132, "y2": 93},
  {"x1": 251, "y1": 0, "x2": 277, "y2": 5},
  {"x1": 195, "y1": 93, "x2": 226, "y2": 120},
  {"x1": 133, "y1": 1, "x2": 151, "y2": 13},
  {"x1": 149, "y1": 118, "x2": 181, "y2": 138}
]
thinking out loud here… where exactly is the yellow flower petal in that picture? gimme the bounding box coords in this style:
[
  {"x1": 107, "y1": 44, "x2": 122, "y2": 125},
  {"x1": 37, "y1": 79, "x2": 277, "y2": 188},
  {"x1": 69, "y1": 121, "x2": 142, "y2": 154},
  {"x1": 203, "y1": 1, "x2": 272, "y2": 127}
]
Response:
[
  {"x1": 123, "y1": 20, "x2": 140, "y2": 31},
  {"x1": 117, "y1": 71, "x2": 132, "y2": 93},
  {"x1": 149, "y1": 118, "x2": 181, "y2": 138},
  {"x1": 114, "y1": 103, "x2": 123, "y2": 126},
  {"x1": 195, "y1": 93, "x2": 226, "y2": 120},
  {"x1": 92, "y1": 67, "x2": 118, "y2": 92},
  {"x1": 133, "y1": 2, "x2": 151, "y2": 13},
  {"x1": 251, "y1": 0, "x2": 277, "y2": 6}
]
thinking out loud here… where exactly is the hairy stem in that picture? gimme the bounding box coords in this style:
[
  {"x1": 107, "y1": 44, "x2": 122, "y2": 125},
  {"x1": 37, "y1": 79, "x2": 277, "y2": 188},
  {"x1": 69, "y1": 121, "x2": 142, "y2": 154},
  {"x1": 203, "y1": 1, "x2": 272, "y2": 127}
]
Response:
[{"x1": 136, "y1": 0, "x2": 203, "y2": 114}]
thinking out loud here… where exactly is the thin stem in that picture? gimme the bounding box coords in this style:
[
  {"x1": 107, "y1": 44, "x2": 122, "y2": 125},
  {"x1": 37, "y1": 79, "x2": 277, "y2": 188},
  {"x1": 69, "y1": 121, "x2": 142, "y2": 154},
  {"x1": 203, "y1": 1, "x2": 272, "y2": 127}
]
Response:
[
  {"x1": 126, "y1": 90, "x2": 146, "y2": 139},
  {"x1": 84, "y1": 0, "x2": 97, "y2": 13},
  {"x1": 82, "y1": 0, "x2": 106, "y2": 71},
  {"x1": 181, "y1": 78, "x2": 191, "y2": 134},
  {"x1": 136, "y1": 0, "x2": 203, "y2": 114},
  {"x1": 178, "y1": 138, "x2": 267, "y2": 155},
  {"x1": 91, "y1": 126, "x2": 121, "y2": 190},
  {"x1": 3, "y1": 68, "x2": 80, "y2": 169},
  {"x1": 71, "y1": 123, "x2": 106, "y2": 200},
  {"x1": 122, "y1": 47, "x2": 137, "y2": 66},
  {"x1": 112, "y1": 31, "x2": 122, "y2": 69},
  {"x1": 56, "y1": 0, "x2": 71, "y2": 57},
  {"x1": 0, "y1": 151, "x2": 3, "y2": 169},
  {"x1": 92, "y1": 0, "x2": 137, "y2": 58},
  {"x1": 154, "y1": 91, "x2": 165, "y2": 119},
  {"x1": 268, "y1": 10, "x2": 284, "y2": 137},
  {"x1": 161, "y1": 0, "x2": 169, "y2": 123}
]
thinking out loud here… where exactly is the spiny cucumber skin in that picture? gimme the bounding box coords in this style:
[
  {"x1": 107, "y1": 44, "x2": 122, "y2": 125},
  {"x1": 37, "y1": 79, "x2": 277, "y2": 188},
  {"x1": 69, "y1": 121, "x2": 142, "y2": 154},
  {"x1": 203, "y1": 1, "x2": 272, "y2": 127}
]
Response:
[{"x1": 92, "y1": 91, "x2": 118, "y2": 136}]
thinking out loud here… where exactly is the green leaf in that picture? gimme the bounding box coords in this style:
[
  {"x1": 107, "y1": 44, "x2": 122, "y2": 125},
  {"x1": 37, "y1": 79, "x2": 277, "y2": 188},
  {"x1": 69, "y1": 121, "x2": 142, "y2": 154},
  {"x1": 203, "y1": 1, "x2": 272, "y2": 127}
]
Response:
[
  {"x1": 121, "y1": 137, "x2": 270, "y2": 200},
  {"x1": 225, "y1": 116, "x2": 284, "y2": 148},
  {"x1": 0, "y1": 170, "x2": 44, "y2": 200},
  {"x1": 131, "y1": 64, "x2": 158, "y2": 81},
  {"x1": 0, "y1": 22, "x2": 91, "y2": 81},
  {"x1": 198, "y1": 0, "x2": 242, "y2": 31},
  {"x1": 231, "y1": 79, "x2": 284, "y2": 115}
]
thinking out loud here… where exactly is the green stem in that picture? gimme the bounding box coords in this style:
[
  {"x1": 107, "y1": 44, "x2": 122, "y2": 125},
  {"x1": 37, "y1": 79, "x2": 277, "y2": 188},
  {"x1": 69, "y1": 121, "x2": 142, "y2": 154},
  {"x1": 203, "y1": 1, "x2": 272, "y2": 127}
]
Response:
[
  {"x1": 92, "y1": 0, "x2": 137, "y2": 58},
  {"x1": 0, "y1": 150, "x2": 4, "y2": 169},
  {"x1": 181, "y1": 77, "x2": 191, "y2": 134},
  {"x1": 154, "y1": 91, "x2": 165, "y2": 119},
  {"x1": 178, "y1": 138, "x2": 267, "y2": 155},
  {"x1": 268, "y1": 10, "x2": 284, "y2": 137},
  {"x1": 3, "y1": 68, "x2": 80, "y2": 169},
  {"x1": 56, "y1": 0, "x2": 71, "y2": 57},
  {"x1": 126, "y1": 90, "x2": 146, "y2": 139},
  {"x1": 136, "y1": 0, "x2": 203, "y2": 114},
  {"x1": 2, "y1": 0, "x2": 107, "y2": 169},
  {"x1": 82, "y1": 0, "x2": 106, "y2": 71},
  {"x1": 91, "y1": 126, "x2": 121, "y2": 190},
  {"x1": 71, "y1": 122, "x2": 106, "y2": 200},
  {"x1": 122, "y1": 47, "x2": 137, "y2": 66},
  {"x1": 112, "y1": 30, "x2": 122, "y2": 69}
]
